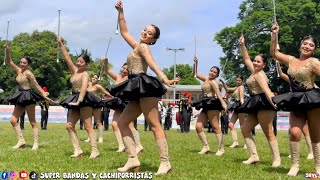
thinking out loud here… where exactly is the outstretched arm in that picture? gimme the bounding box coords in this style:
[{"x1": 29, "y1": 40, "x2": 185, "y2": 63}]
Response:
[
  {"x1": 239, "y1": 35, "x2": 254, "y2": 73},
  {"x1": 3, "y1": 44, "x2": 20, "y2": 73},
  {"x1": 270, "y1": 22, "x2": 291, "y2": 66},
  {"x1": 102, "y1": 57, "x2": 120, "y2": 81},
  {"x1": 193, "y1": 56, "x2": 206, "y2": 82},
  {"x1": 57, "y1": 36, "x2": 77, "y2": 74},
  {"x1": 96, "y1": 84, "x2": 113, "y2": 98},
  {"x1": 219, "y1": 79, "x2": 237, "y2": 92},
  {"x1": 115, "y1": 0, "x2": 138, "y2": 49},
  {"x1": 239, "y1": 85, "x2": 245, "y2": 105},
  {"x1": 139, "y1": 44, "x2": 180, "y2": 86}
]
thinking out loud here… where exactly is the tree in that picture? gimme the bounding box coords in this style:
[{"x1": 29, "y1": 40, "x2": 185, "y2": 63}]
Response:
[
  {"x1": 215, "y1": 0, "x2": 320, "y2": 94},
  {"x1": 163, "y1": 64, "x2": 200, "y2": 85}
]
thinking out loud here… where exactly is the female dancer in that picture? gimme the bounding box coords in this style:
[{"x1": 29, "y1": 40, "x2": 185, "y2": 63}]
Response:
[
  {"x1": 220, "y1": 76, "x2": 245, "y2": 148},
  {"x1": 84, "y1": 74, "x2": 112, "y2": 143},
  {"x1": 109, "y1": 1, "x2": 180, "y2": 174},
  {"x1": 57, "y1": 36, "x2": 99, "y2": 158},
  {"x1": 238, "y1": 34, "x2": 280, "y2": 167},
  {"x1": 276, "y1": 61, "x2": 314, "y2": 160},
  {"x1": 4, "y1": 44, "x2": 53, "y2": 150},
  {"x1": 271, "y1": 22, "x2": 320, "y2": 176},
  {"x1": 192, "y1": 56, "x2": 227, "y2": 156},
  {"x1": 103, "y1": 58, "x2": 144, "y2": 154}
]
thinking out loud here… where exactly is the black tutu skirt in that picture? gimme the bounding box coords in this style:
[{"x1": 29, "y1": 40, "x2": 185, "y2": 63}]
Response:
[
  {"x1": 60, "y1": 92, "x2": 102, "y2": 109},
  {"x1": 8, "y1": 89, "x2": 43, "y2": 106},
  {"x1": 192, "y1": 97, "x2": 223, "y2": 111},
  {"x1": 228, "y1": 101, "x2": 241, "y2": 113},
  {"x1": 107, "y1": 73, "x2": 167, "y2": 101},
  {"x1": 238, "y1": 93, "x2": 276, "y2": 113},
  {"x1": 103, "y1": 97, "x2": 126, "y2": 110},
  {"x1": 272, "y1": 88, "x2": 320, "y2": 111}
]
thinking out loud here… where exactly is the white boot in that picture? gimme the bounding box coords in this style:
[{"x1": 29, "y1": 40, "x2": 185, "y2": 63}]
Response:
[
  {"x1": 117, "y1": 136, "x2": 140, "y2": 172},
  {"x1": 229, "y1": 129, "x2": 239, "y2": 148},
  {"x1": 12, "y1": 126, "x2": 26, "y2": 149},
  {"x1": 312, "y1": 142, "x2": 320, "y2": 175},
  {"x1": 243, "y1": 137, "x2": 260, "y2": 164},
  {"x1": 287, "y1": 141, "x2": 300, "y2": 176},
  {"x1": 268, "y1": 141, "x2": 281, "y2": 167},
  {"x1": 215, "y1": 133, "x2": 224, "y2": 156},
  {"x1": 32, "y1": 128, "x2": 39, "y2": 150},
  {"x1": 68, "y1": 131, "x2": 83, "y2": 158},
  {"x1": 133, "y1": 130, "x2": 144, "y2": 154},
  {"x1": 114, "y1": 130, "x2": 125, "y2": 152},
  {"x1": 89, "y1": 132, "x2": 99, "y2": 158},
  {"x1": 84, "y1": 138, "x2": 90, "y2": 142},
  {"x1": 155, "y1": 139, "x2": 172, "y2": 175},
  {"x1": 197, "y1": 132, "x2": 210, "y2": 154},
  {"x1": 305, "y1": 136, "x2": 314, "y2": 160},
  {"x1": 98, "y1": 126, "x2": 104, "y2": 143}
]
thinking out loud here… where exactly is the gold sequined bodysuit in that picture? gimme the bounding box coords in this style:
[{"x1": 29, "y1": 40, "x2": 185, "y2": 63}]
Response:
[
  {"x1": 202, "y1": 82, "x2": 214, "y2": 97},
  {"x1": 87, "y1": 83, "x2": 99, "y2": 96},
  {"x1": 232, "y1": 86, "x2": 242, "y2": 101},
  {"x1": 127, "y1": 43, "x2": 149, "y2": 74},
  {"x1": 246, "y1": 71, "x2": 268, "y2": 95},
  {"x1": 287, "y1": 56, "x2": 320, "y2": 92},
  {"x1": 70, "y1": 72, "x2": 89, "y2": 93},
  {"x1": 16, "y1": 70, "x2": 33, "y2": 90}
]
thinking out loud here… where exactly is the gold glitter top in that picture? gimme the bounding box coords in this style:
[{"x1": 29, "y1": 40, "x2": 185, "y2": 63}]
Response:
[
  {"x1": 246, "y1": 71, "x2": 269, "y2": 94},
  {"x1": 287, "y1": 56, "x2": 320, "y2": 90},
  {"x1": 70, "y1": 72, "x2": 89, "y2": 93},
  {"x1": 202, "y1": 82, "x2": 214, "y2": 97},
  {"x1": 232, "y1": 86, "x2": 243, "y2": 101},
  {"x1": 87, "y1": 83, "x2": 104, "y2": 97},
  {"x1": 127, "y1": 43, "x2": 149, "y2": 74},
  {"x1": 16, "y1": 70, "x2": 36, "y2": 90}
]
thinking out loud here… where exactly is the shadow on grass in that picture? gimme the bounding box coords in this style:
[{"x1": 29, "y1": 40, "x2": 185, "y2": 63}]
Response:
[
  {"x1": 110, "y1": 162, "x2": 158, "y2": 172},
  {"x1": 263, "y1": 166, "x2": 289, "y2": 174}
]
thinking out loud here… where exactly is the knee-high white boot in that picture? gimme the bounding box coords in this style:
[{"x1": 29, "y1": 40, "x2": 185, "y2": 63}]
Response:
[
  {"x1": 117, "y1": 136, "x2": 140, "y2": 172},
  {"x1": 215, "y1": 133, "x2": 224, "y2": 156},
  {"x1": 32, "y1": 128, "x2": 39, "y2": 150},
  {"x1": 268, "y1": 141, "x2": 281, "y2": 167},
  {"x1": 243, "y1": 137, "x2": 260, "y2": 164},
  {"x1": 155, "y1": 139, "x2": 172, "y2": 175},
  {"x1": 287, "y1": 141, "x2": 300, "y2": 176},
  {"x1": 13, "y1": 126, "x2": 26, "y2": 149},
  {"x1": 229, "y1": 129, "x2": 239, "y2": 148},
  {"x1": 197, "y1": 132, "x2": 210, "y2": 154},
  {"x1": 114, "y1": 130, "x2": 125, "y2": 152}
]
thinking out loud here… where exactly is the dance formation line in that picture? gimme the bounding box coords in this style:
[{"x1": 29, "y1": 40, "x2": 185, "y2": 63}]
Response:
[{"x1": 1, "y1": 0, "x2": 320, "y2": 177}]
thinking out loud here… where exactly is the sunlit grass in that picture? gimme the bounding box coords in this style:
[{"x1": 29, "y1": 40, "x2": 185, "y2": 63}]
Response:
[{"x1": 0, "y1": 122, "x2": 314, "y2": 179}]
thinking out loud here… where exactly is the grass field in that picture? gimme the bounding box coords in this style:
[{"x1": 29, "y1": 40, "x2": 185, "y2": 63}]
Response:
[{"x1": 0, "y1": 122, "x2": 316, "y2": 179}]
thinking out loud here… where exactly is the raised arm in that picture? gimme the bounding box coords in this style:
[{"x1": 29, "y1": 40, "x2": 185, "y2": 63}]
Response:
[
  {"x1": 193, "y1": 56, "x2": 206, "y2": 82},
  {"x1": 3, "y1": 44, "x2": 20, "y2": 73},
  {"x1": 254, "y1": 72, "x2": 275, "y2": 108},
  {"x1": 96, "y1": 84, "x2": 113, "y2": 98},
  {"x1": 219, "y1": 79, "x2": 237, "y2": 92},
  {"x1": 239, "y1": 35, "x2": 254, "y2": 73},
  {"x1": 102, "y1": 57, "x2": 120, "y2": 81},
  {"x1": 276, "y1": 61, "x2": 289, "y2": 82},
  {"x1": 270, "y1": 22, "x2": 291, "y2": 66},
  {"x1": 239, "y1": 85, "x2": 245, "y2": 105},
  {"x1": 209, "y1": 80, "x2": 227, "y2": 111},
  {"x1": 57, "y1": 36, "x2": 77, "y2": 74},
  {"x1": 139, "y1": 44, "x2": 180, "y2": 86},
  {"x1": 115, "y1": 0, "x2": 138, "y2": 49}
]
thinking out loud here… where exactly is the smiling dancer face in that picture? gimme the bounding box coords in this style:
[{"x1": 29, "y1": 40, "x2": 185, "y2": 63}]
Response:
[
  {"x1": 252, "y1": 54, "x2": 267, "y2": 72},
  {"x1": 208, "y1": 66, "x2": 220, "y2": 80},
  {"x1": 235, "y1": 76, "x2": 243, "y2": 86},
  {"x1": 140, "y1": 25, "x2": 160, "y2": 45},
  {"x1": 120, "y1": 63, "x2": 128, "y2": 77},
  {"x1": 19, "y1": 56, "x2": 32, "y2": 71},
  {"x1": 299, "y1": 36, "x2": 317, "y2": 59}
]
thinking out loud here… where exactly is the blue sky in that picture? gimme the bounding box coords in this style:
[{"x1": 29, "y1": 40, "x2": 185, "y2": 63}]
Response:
[{"x1": 0, "y1": 0, "x2": 242, "y2": 76}]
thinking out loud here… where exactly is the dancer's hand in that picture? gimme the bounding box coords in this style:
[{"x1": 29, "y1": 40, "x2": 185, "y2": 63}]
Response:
[
  {"x1": 193, "y1": 56, "x2": 198, "y2": 64},
  {"x1": 2, "y1": 43, "x2": 9, "y2": 51},
  {"x1": 68, "y1": 101, "x2": 80, "y2": 106},
  {"x1": 164, "y1": 77, "x2": 181, "y2": 87},
  {"x1": 271, "y1": 22, "x2": 279, "y2": 34},
  {"x1": 115, "y1": 0, "x2": 123, "y2": 11},
  {"x1": 57, "y1": 36, "x2": 63, "y2": 44},
  {"x1": 239, "y1": 34, "x2": 245, "y2": 46},
  {"x1": 222, "y1": 101, "x2": 228, "y2": 112},
  {"x1": 101, "y1": 57, "x2": 109, "y2": 66}
]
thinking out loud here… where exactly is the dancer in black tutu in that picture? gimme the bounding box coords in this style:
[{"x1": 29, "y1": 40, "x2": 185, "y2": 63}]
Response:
[
  {"x1": 3, "y1": 44, "x2": 53, "y2": 150},
  {"x1": 103, "y1": 58, "x2": 144, "y2": 154},
  {"x1": 192, "y1": 56, "x2": 227, "y2": 156},
  {"x1": 111, "y1": 1, "x2": 180, "y2": 174},
  {"x1": 220, "y1": 76, "x2": 245, "y2": 148},
  {"x1": 276, "y1": 61, "x2": 314, "y2": 160},
  {"x1": 83, "y1": 75, "x2": 112, "y2": 143},
  {"x1": 271, "y1": 22, "x2": 320, "y2": 176},
  {"x1": 57, "y1": 37, "x2": 99, "y2": 159},
  {"x1": 238, "y1": 35, "x2": 280, "y2": 167}
]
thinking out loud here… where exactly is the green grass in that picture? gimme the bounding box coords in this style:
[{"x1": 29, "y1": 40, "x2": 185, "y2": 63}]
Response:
[{"x1": 0, "y1": 122, "x2": 315, "y2": 179}]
